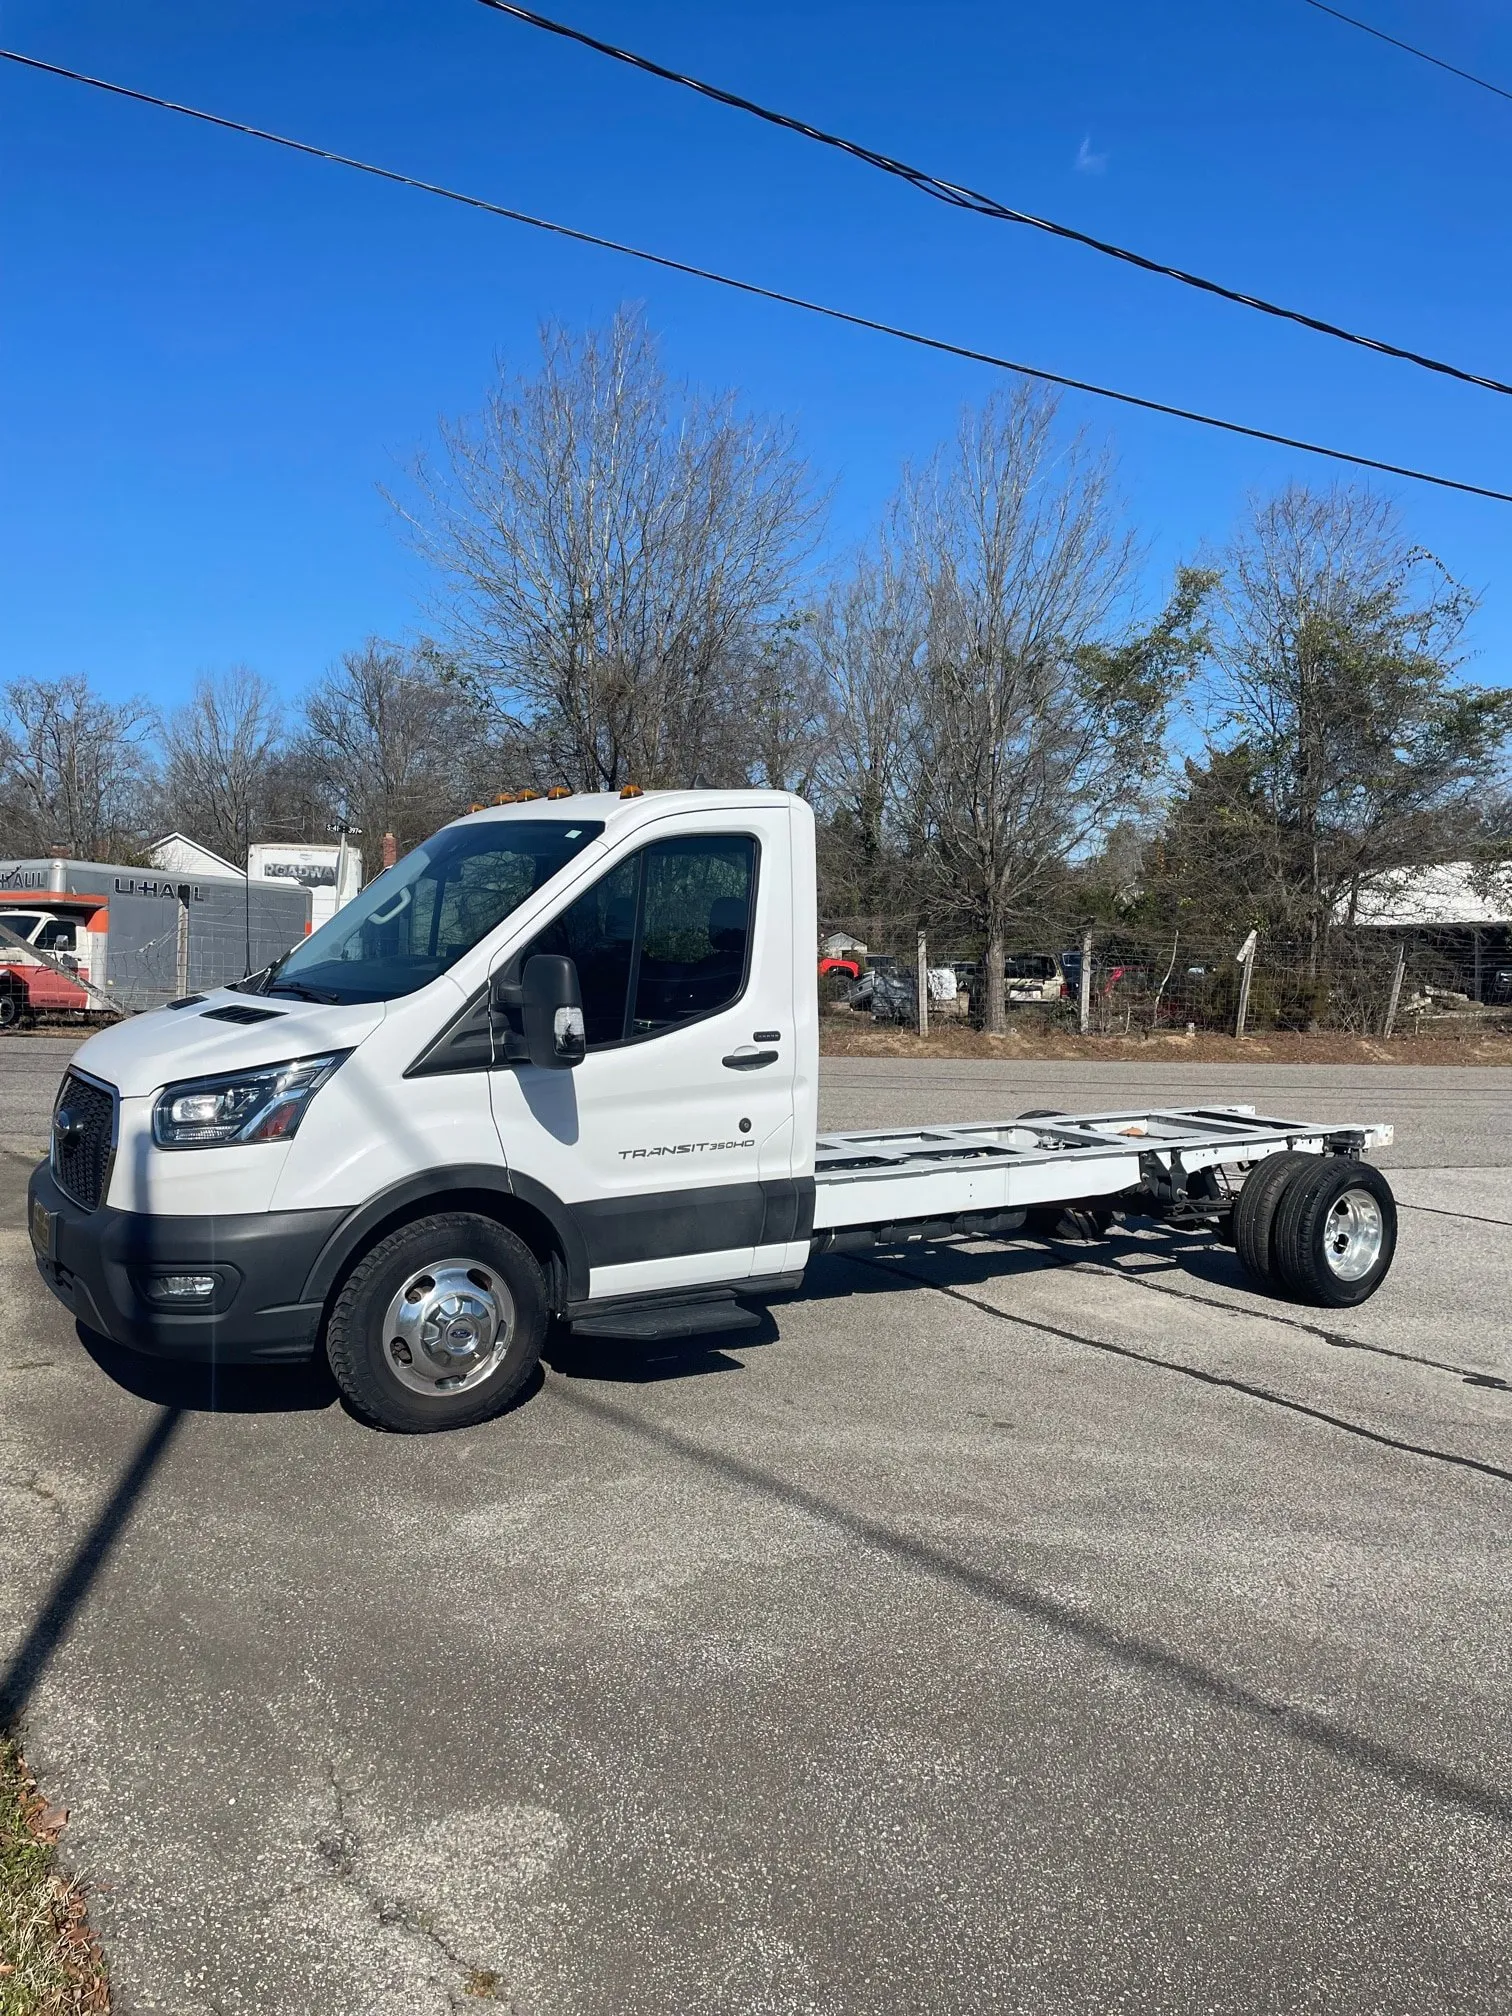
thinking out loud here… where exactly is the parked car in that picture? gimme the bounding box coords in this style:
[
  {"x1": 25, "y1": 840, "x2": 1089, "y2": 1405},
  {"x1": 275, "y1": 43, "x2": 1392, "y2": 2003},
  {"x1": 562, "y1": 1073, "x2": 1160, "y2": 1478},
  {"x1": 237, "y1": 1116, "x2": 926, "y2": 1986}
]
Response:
[
  {"x1": 868, "y1": 968, "x2": 918, "y2": 1023},
  {"x1": 1003, "y1": 953, "x2": 1066, "y2": 1006}
]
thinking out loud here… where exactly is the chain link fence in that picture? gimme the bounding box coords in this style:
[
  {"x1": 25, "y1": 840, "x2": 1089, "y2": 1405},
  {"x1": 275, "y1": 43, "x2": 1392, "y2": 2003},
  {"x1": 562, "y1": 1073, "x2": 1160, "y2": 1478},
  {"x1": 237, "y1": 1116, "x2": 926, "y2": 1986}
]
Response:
[{"x1": 820, "y1": 917, "x2": 1512, "y2": 1036}]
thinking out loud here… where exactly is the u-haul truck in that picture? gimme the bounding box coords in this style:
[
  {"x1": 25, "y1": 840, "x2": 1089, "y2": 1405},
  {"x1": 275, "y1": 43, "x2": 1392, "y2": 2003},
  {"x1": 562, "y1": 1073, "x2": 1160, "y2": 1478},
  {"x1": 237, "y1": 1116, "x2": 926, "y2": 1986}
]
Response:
[{"x1": 0, "y1": 856, "x2": 310, "y2": 1026}]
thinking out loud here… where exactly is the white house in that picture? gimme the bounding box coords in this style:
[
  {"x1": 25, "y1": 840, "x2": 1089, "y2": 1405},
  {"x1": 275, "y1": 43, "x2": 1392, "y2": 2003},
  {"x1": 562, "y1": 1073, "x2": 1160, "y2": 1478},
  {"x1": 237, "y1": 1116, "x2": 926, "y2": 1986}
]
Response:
[{"x1": 147, "y1": 833, "x2": 243, "y2": 880}]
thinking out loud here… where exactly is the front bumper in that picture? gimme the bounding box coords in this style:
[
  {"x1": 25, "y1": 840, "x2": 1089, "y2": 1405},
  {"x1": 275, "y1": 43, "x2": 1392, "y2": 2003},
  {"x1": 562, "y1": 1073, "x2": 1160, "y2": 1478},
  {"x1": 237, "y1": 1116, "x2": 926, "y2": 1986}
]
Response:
[{"x1": 27, "y1": 1159, "x2": 345, "y2": 1363}]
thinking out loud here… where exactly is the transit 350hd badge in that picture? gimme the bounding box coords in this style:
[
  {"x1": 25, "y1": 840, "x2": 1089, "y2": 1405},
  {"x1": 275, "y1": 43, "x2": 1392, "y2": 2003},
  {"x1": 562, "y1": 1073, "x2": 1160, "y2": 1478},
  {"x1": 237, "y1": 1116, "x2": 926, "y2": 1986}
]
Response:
[{"x1": 618, "y1": 1129, "x2": 756, "y2": 1160}]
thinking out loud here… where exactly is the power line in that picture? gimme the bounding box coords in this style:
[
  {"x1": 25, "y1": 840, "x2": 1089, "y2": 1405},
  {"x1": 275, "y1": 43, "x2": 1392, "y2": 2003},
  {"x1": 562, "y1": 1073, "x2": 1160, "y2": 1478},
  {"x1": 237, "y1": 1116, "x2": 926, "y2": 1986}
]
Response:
[
  {"x1": 2, "y1": 44, "x2": 1509, "y2": 505},
  {"x1": 1302, "y1": 0, "x2": 1512, "y2": 105},
  {"x1": 476, "y1": 0, "x2": 1512, "y2": 401}
]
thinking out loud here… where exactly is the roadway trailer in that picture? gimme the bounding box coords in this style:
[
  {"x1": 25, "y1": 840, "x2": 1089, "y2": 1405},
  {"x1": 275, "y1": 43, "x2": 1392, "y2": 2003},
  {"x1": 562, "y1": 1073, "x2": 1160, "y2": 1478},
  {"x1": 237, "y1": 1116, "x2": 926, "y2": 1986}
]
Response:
[
  {"x1": 0, "y1": 856, "x2": 310, "y2": 1025},
  {"x1": 27, "y1": 791, "x2": 1398, "y2": 1433}
]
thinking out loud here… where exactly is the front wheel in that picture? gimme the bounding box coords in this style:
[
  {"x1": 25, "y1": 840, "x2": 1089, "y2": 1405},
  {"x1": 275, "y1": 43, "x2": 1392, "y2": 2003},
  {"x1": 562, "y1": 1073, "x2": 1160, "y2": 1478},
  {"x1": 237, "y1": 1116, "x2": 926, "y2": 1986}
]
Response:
[{"x1": 326, "y1": 1212, "x2": 547, "y2": 1432}]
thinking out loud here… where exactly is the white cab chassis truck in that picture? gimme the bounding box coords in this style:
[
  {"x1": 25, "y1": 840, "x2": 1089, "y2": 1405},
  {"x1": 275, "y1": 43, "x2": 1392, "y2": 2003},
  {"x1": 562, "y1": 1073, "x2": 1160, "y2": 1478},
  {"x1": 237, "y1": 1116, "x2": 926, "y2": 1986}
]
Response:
[{"x1": 28, "y1": 791, "x2": 1399, "y2": 1433}]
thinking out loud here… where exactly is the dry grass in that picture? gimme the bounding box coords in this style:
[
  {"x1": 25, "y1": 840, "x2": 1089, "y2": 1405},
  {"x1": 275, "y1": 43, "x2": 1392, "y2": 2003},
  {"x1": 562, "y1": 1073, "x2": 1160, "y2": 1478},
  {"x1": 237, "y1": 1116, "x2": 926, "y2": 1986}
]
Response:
[
  {"x1": 0, "y1": 1737, "x2": 107, "y2": 2016},
  {"x1": 820, "y1": 1016, "x2": 1512, "y2": 1067}
]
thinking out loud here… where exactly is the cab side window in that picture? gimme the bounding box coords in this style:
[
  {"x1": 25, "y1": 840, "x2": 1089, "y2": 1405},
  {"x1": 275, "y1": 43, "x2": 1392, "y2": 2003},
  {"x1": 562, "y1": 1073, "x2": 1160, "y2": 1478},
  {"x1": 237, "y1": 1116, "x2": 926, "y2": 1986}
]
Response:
[
  {"x1": 34, "y1": 920, "x2": 77, "y2": 953},
  {"x1": 631, "y1": 836, "x2": 755, "y2": 1036},
  {"x1": 516, "y1": 833, "x2": 756, "y2": 1051}
]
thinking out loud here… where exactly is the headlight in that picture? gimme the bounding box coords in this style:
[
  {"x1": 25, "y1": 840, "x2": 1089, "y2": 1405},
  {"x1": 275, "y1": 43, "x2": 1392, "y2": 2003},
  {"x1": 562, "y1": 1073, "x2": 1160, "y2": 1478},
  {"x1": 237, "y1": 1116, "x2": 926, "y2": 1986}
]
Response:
[{"x1": 152, "y1": 1053, "x2": 350, "y2": 1148}]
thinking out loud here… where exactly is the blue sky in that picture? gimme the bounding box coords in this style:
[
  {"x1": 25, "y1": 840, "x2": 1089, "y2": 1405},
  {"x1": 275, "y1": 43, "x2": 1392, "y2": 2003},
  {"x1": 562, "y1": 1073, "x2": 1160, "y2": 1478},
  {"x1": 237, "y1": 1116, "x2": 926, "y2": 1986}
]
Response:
[{"x1": 2, "y1": 0, "x2": 1510, "y2": 712}]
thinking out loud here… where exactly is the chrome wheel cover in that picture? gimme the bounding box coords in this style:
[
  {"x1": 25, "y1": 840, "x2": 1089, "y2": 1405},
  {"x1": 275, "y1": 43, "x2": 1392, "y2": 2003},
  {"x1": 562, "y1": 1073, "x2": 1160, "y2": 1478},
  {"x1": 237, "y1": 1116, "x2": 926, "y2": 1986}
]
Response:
[
  {"x1": 381, "y1": 1257, "x2": 515, "y2": 1397},
  {"x1": 1322, "y1": 1189, "x2": 1384, "y2": 1282}
]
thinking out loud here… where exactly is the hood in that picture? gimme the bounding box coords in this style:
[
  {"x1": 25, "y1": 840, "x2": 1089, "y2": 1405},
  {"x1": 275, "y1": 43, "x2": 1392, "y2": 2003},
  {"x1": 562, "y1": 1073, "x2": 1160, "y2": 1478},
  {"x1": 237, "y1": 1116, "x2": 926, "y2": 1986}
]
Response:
[{"x1": 68, "y1": 988, "x2": 387, "y2": 1098}]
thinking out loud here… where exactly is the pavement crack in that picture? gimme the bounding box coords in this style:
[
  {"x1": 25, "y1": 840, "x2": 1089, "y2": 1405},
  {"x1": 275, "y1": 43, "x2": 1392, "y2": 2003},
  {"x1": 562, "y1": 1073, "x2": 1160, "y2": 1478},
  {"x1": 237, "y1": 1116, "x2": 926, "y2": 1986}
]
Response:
[
  {"x1": 1397, "y1": 1198, "x2": 1512, "y2": 1229},
  {"x1": 285, "y1": 1762, "x2": 511, "y2": 2002},
  {"x1": 1047, "y1": 1238, "x2": 1496, "y2": 1387},
  {"x1": 2, "y1": 1470, "x2": 66, "y2": 1516},
  {"x1": 854, "y1": 1252, "x2": 1512, "y2": 1489}
]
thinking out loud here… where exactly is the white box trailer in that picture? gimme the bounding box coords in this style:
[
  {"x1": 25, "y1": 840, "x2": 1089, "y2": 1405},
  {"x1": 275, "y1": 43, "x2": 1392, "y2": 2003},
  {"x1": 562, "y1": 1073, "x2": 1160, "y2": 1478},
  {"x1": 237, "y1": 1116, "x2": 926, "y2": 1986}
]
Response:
[
  {"x1": 0, "y1": 856, "x2": 310, "y2": 1024},
  {"x1": 27, "y1": 791, "x2": 1398, "y2": 1433},
  {"x1": 246, "y1": 840, "x2": 363, "y2": 933}
]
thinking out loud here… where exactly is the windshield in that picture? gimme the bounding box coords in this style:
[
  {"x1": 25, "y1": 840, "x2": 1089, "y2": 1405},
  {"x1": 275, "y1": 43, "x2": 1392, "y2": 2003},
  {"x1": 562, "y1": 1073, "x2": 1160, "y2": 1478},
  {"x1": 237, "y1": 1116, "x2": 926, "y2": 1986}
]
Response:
[
  {"x1": 261, "y1": 819, "x2": 604, "y2": 1004},
  {"x1": 0, "y1": 913, "x2": 42, "y2": 942}
]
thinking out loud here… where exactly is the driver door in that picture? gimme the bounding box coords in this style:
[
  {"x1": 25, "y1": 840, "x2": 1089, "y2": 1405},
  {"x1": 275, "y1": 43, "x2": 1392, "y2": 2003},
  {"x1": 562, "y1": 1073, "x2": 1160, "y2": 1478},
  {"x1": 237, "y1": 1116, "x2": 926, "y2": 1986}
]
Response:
[{"x1": 488, "y1": 805, "x2": 801, "y2": 1302}]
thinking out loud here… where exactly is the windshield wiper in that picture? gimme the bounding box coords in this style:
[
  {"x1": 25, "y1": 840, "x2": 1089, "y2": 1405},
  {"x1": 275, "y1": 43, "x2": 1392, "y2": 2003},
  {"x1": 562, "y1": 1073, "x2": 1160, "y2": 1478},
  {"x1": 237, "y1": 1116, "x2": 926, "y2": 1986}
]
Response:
[
  {"x1": 266, "y1": 980, "x2": 342, "y2": 1004},
  {"x1": 259, "y1": 950, "x2": 291, "y2": 994}
]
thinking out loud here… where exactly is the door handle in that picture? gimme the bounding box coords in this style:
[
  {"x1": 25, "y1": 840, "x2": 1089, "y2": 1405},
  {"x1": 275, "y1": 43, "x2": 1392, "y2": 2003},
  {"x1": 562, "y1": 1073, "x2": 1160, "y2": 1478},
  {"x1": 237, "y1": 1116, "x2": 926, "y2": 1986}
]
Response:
[{"x1": 722, "y1": 1049, "x2": 779, "y2": 1070}]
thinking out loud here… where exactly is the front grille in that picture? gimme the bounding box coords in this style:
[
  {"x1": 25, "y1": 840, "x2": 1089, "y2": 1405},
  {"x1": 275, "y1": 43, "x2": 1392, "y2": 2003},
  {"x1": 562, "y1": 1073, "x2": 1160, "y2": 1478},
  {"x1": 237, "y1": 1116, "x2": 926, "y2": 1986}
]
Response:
[{"x1": 52, "y1": 1070, "x2": 117, "y2": 1211}]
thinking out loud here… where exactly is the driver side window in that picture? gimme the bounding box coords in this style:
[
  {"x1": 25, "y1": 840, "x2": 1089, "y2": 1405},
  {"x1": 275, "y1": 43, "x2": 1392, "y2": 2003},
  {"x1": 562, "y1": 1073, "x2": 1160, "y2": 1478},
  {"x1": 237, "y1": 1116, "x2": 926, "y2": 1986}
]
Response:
[{"x1": 520, "y1": 832, "x2": 757, "y2": 1052}]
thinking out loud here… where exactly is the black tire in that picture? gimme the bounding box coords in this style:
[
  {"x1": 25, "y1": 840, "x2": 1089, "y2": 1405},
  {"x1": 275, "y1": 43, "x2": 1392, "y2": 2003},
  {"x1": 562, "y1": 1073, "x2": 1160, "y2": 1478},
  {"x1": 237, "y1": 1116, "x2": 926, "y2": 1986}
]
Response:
[
  {"x1": 0, "y1": 985, "x2": 20, "y2": 1032},
  {"x1": 1271, "y1": 1158, "x2": 1397, "y2": 1307},
  {"x1": 1231, "y1": 1151, "x2": 1319, "y2": 1287},
  {"x1": 326, "y1": 1211, "x2": 547, "y2": 1433},
  {"x1": 1024, "y1": 1200, "x2": 1116, "y2": 1242}
]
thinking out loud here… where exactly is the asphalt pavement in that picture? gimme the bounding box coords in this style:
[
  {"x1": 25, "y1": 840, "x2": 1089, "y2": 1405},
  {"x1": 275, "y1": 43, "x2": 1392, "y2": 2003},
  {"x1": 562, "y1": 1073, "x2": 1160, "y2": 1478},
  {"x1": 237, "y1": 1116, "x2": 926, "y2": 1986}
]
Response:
[{"x1": 2, "y1": 1036, "x2": 1509, "y2": 2014}]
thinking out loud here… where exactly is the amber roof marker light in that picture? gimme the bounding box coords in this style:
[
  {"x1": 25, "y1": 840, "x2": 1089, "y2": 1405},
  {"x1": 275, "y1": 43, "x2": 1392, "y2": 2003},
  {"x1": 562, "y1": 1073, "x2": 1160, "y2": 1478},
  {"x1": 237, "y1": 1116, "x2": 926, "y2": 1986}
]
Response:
[
  {"x1": 619, "y1": 784, "x2": 644, "y2": 798},
  {"x1": 546, "y1": 786, "x2": 572, "y2": 799}
]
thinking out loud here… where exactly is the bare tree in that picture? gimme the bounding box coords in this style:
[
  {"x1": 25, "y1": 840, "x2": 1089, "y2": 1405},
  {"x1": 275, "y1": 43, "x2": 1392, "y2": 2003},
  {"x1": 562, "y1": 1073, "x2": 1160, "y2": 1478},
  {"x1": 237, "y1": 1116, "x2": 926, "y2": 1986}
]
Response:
[
  {"x1": 811, "y1": 532, "x2": 926, "y2": 916},
  {"x1": 902, "y1": 387, "x2": 1203, "y2": 1029},
  {"x1": 1200, "y1": 485, "x2": 1511, "y2": 968},
  {"x1": 400, "y1": 308, "x2": 819, "y2": 790},
  {"x1": 0, "y1": 674, "x2": 154, "y2": 858},
  {"x1": 300, "y1": 640, "x2": 502, "y2": 855},
  {"x1": 159, "y1": 667, "x2": 283, "y2": 865},
  {"x1": 741, "y1": 615, "x2": 827, "y2": 797}
]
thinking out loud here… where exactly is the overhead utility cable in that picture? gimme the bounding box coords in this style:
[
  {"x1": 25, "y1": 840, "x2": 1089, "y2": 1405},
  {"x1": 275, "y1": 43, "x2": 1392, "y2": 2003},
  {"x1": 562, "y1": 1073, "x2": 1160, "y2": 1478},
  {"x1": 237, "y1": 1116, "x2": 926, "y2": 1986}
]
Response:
[
  {"x1": 2, "y1": 46, "x2": 1509, "y2": 504},
  {"x1": 476, "y1": 0, "x2": 1512, "y2": 399},
  {"x1": 1302, "y1": 0, "x2": 1512, "y2": 104}
]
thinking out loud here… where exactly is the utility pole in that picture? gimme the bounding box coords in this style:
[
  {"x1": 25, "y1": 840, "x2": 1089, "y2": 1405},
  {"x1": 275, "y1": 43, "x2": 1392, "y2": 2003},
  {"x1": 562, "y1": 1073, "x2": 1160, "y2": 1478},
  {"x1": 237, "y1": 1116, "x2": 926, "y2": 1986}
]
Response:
[
  {"x1": 916, "y1": 930, "x2": 929, "y2": 1040},
  {"x1": 242, "y1": 801, "x2": 253, "y2": 977}
]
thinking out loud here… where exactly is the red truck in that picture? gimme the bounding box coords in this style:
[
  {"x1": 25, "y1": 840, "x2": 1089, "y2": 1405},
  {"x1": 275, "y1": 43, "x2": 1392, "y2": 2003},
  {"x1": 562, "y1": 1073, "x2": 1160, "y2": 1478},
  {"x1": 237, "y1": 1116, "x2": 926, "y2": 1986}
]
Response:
[{"x1": 0, "y1": 898, "x2": 104, "y2": 1026}]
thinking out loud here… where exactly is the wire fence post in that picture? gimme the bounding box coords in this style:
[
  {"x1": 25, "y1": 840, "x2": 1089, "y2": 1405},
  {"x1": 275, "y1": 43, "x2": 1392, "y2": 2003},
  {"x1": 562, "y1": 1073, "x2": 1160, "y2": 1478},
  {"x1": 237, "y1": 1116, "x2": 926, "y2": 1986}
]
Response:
[
  {"x1": 1078, "y1": 927, "x2": 1093, "y2": 1037},
  {"x1": 916, "y1": 929, "x2": 929, "y2": 1039},
  {"x1": 1234, "y1": 928, "x2": 1257, "y2": 1040},
  {"x1": 1381, "y1": 941, "x2": 1407, "y2": 1039},
  {"x1": 175, "y1": 894, "x2": 190, "y2": 996}
]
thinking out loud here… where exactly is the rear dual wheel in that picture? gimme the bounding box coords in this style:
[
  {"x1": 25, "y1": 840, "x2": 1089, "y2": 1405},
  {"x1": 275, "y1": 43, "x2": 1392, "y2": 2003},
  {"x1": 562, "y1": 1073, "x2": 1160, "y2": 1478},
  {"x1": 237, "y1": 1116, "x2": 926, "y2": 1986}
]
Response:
[{"x1": 1233, "y1": 1154, "x2": 1396, "y2": 1307}]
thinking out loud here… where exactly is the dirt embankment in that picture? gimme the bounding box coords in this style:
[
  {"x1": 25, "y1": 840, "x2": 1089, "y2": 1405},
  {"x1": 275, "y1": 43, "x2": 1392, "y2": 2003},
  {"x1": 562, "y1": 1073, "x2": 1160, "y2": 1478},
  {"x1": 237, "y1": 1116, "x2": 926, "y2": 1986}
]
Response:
[{"x1": 820, "y1": 1020, "x2": 1512, "y2": 1066}]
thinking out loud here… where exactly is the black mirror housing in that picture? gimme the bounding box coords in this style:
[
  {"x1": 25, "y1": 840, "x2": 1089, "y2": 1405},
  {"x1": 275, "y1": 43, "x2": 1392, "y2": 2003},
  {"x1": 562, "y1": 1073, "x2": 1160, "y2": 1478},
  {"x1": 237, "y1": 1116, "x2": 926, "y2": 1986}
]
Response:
[{"x1": 519, "y1": 954, "x2": 585, "y2": 1070}]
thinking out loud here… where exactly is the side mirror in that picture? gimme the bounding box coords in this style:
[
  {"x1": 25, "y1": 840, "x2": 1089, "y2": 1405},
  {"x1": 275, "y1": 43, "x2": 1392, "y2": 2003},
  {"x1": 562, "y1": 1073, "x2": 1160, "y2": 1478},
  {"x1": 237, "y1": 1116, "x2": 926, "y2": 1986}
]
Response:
[{"x1": 520, "y1": 954, "x2": 585, "y2": 1070}]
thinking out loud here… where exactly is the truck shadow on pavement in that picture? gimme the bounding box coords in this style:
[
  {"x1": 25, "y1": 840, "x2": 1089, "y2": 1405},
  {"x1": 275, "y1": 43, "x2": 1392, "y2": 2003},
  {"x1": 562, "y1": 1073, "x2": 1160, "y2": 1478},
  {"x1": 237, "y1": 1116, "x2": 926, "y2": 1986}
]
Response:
[
  {"x1": 543, "y1": 1312, "x2": 781, "y2": 1384},
  {"x1": 73, "y1": 1321, "x2": 340, "y2": 1415}
]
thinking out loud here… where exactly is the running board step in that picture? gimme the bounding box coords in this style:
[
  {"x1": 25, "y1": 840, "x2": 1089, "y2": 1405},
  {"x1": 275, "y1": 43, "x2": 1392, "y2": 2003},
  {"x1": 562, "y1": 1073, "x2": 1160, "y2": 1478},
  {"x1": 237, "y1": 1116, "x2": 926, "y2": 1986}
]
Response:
[{"x1": 570, "y1": 1299, "x2": 763, "y2": 1342}]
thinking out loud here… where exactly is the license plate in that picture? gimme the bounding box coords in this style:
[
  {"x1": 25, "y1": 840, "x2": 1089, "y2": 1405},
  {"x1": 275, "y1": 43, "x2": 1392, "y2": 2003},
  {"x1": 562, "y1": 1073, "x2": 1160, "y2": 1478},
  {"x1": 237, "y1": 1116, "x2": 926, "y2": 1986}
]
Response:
[{"x1": 29, "y1": 1197, "x2": 56, "y2": 1261}]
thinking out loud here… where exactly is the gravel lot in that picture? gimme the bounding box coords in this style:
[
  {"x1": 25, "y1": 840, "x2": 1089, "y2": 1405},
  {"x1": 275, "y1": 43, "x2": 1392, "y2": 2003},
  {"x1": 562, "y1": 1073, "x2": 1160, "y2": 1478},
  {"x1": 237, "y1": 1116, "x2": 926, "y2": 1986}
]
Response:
[{"x1": 2, "y1": 1034, "x2": 1509, "y2": 2014}]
